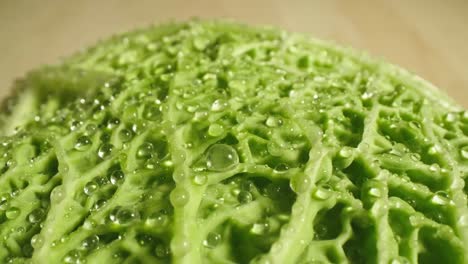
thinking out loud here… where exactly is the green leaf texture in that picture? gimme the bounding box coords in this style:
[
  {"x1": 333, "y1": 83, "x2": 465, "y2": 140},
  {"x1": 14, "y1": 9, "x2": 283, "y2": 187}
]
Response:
[{"x1": 0, "y1": 20, "x2": 466, "y2": 264}]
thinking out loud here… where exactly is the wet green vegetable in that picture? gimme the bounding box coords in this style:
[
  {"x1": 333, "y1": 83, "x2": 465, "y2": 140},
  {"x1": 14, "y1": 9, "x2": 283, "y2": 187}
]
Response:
[{"x1": 0, "y1": 20, "x2": 466, "y2": 264}]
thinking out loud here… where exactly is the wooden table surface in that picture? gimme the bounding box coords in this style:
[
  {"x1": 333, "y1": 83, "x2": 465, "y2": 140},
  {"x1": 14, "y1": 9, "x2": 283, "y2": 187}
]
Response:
[{"x1": 0, "y1": 0, "x2": 466, "y2": 107}]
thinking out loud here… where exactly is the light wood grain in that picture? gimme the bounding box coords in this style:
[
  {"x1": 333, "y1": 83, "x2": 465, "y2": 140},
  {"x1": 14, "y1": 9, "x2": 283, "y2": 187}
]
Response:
[{"x1": 0, "y1": 0, "x2": 466, "y2": 106}]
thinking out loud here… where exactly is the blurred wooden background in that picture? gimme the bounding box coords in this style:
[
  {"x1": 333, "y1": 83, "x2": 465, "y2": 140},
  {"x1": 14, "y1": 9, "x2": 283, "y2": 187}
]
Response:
[{"x1": 0, "y1": 0, "x2": 466, "y2": 107}]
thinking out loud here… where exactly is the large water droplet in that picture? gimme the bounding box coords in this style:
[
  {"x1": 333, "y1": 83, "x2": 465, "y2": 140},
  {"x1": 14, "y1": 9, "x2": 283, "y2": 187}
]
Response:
[
  {"x1": 192, "y1": 174, "x2": 207, "y2": 185},
  {"x1": 93, "y1": 199, "x2": 107, "y2": 210},
  {"x1": 136, "y1": 142, "x2": 154, "y2": 159},
  {"x1": 74, "y1": 136, "x2": 92, "y2": 151},
  {"x1": 81, "y1": 234, "x2": 99, "y2": 250},
  {"x1": 431, "y1": 191, "x2": 452, "y2": 205},
  {"x1": 31, "y1": 234, "x2": 44, "y2": 249},
  {"x1": 170, "y1": 187, "x2": 190, "y2": 207},
  {"x1": 265, "y1": 116, "x2": 283, "y2": 127},
  {"x1": 106, "y1": 118, "x2": 120, "y2": 129},
  {"x1": 50, "y1": 186, "x2": 65, "y2": 203},
  {"x1": 267, "y1": 142, "x2": 283, "y2": 157},
  {"x1": 211, "y1": 99, "x2": 228, "y2": 112},
  {"x1": 290, "y1": 175, "x2": 310, "y2": 193},
  {"x1": 28, "y1": 208, "x2": 45, "y2": 223},
  {"x1": 6, "y1": 207, "x2": 20, "y2": 219},
  {"x1": 110, "y1": 170, "x2": 125, "y2": 185},
  {"x1": 0, "y1": 193, "x2": 9, "y2": 210},
  {"x1": 98, "y1": 143, "x2": 113, "y2": 159},
  {"x1": 118, "y1": 128, "x2": 133, "y2": 142},
  {"x1": 203, "y1": 232, "x2": 222, "y2": 248},
  {"x1": 237, "y1": 191, "x2": 253, "y2": 204},
  {"x1": 83, "y1": 181, "x2": 98, "y2": 196},
  {"x1": 206, "y1": 144, "x2": 239, "y2": 171},
  {"x1": 110, "y1": 207, "x2": 140, "y2": 225}
]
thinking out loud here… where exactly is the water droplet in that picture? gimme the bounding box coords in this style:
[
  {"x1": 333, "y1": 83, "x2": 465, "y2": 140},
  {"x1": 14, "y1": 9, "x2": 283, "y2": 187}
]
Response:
[
  {"x1": 6, "y1": 207, "x2": 20, "y2": 219},
  {"x1": 93, "y1": 199, "x2": 107, "y2": 210},
  {"x1": 444, "y1": 112, "x2": 457, "y2": 123},
  {"x1": 237, "y1": 191, "x2": 253, "y2": 204},
  {"x1": 137, "y1": 233, "x2": 154, "y2": 246},
  {"x1": 106, "y1": 118, "x2": 120, "y2": 129},
  {"x1": 155, "y1": 243, "x2": 170, "y2": 258},
  {"x1": 460, "y1": 146, "x2": 468, "y2": 160},
  {"x1": 118, "y1": 128, "x2": 133, "y2": 142},
  {"x1": 273, "y1": 163, "x2": 289, "y2": 172},
  {"x1": 339, "y1": 147, "x2": 353, "y2": 158},
  {"x1": 192, "y1": 174, "x2": 207, "y2": 185},
  {"x1": 83, "y1": 181, "x2": 98, "y2": 196},
  {"x1": 81, "y1": 235, "x2": 99, "y2": 250},
  {"x1": 208, "y1": 124, "x2": 224, "y2": 137},
  {"x1": 368, "y1": 187, "x2": 382, "y2": 198},
  {"x1": 74, "y1": 136, "x2": 92, "y2": 151},
  {"x1": 428, "y1": 144, "x2": 441, "y2": 155},
  {"x1": 265, "y1": 116, "x2": 283, "y2": 127},
  {"x1": 409, "y1": 214, "x2": 424, "y2": 227},
  {"x1": 86, "y1": 123, "x2": 97, "y2": 135},
  {"x1": 31, "y1": 234, "x2": 44, "y2": 249},
  {"x1": 70, "y1": 120, "x2": 82, "y2": 131},
  {"x1": 312, "y1": 185, "x2": 332, "y2": 200},
  {"x1": 170, "y1": 187, "x2": 190, "y2": 207},
  {"x1": 50, "y1": 186, "x2": 65, "y2": 203},
  {"x1": 83, "y1": 219, "x2": 97, "y2": 230},
  {"x1": 110, "y1": 170, "x2": 125, "y2": 185},
  {"x1": 143, "y1": 105, "x2": 161, "y2": 121},
  {"x1": 410, "y1": 153, "x2": 420, "y2": 162},
  {"x1": 63, "y1": 249, "x2": 84, "y2": 264},
  {"x1": 429, "y1": 163, "x2": 441, "y2": 173},
  {"x1": 110, "y1": 207, "x2": 140, "y2": 225},
  {"x1": 146, "y1": 210, "x2": 168, "y2": 227},
  {"x1": 290, "y1": 175, "x2": 310, "y2": 193},
  {"x1": 95, "y1": 176, "x2": 109, "y2": 186},
  {"x1": 170, "y1": 236, "x2": 190, "y2": 256},
  {"x1": 211, "y1": 99, "x2": 228, "y2": 112},
  {"x1": 409, "y1": 121, "x2": 421, "y2": 129},
  {"x1": 206, "y1": 144, "x2": 239, "y2": 171},
  {"x1": 136, "y1": 142, "x2": 154, "y2": 159},
  {"x1": 97, "y1": 143, "x2": 113, "y2": 159},
  {"x1": 431, "y1": 191, "x2": 452, "y2": 205},
  {"x1": 28, "y1": 208, "x2": 45, "y2": 223},
  {"x1": 361, "y1": 91, "x2": 374, "y2": 100},
  {"x1": 203, "y1": 232, "x2": 222, "y2": 248},
  {"x1": 250, "y1": 220, "x2": 270, "y2": 235}
]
